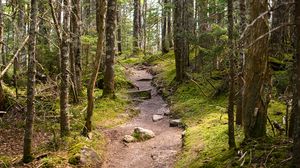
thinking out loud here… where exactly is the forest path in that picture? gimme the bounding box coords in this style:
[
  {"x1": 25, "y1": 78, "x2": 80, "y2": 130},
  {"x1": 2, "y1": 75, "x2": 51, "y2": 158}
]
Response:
[{"x1": 101, "y1": 66, "x2": 182, "y2": 168}]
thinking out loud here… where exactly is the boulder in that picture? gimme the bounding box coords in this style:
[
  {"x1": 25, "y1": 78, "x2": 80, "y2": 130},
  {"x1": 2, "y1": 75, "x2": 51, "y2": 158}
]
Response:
[
  {"x1": 152, "y1": 114, "x2": 164, "y2": 122},
  {"x1": 170, "y1": 119, "x2": 183, "y2": 127},
  {"x1": 123, "y1": 135, "x2": 136, "y2": 143},
  {"x1": 69, "y1": 147, "x2": 102, "y2": 167},
  {"x1": 133, "y1": 127, "x2": 155, "y2": 141}
]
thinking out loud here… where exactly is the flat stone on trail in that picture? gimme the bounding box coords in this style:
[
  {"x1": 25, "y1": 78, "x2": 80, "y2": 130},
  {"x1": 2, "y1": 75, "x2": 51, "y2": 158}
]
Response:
[
  {"x1": 123, "y1": 135, "x2": 136, "y2": 143},
  {"x1": 152, "y1": 114, "x2": 164, "y2": 122},
  {"x1": 156, "y1": 107, "x2": 170, "y2": 116},
  {"x1": 170, "y1": 119, "x2": 183, "y2": 127},
  {"x1": 134, "y1": 127, "x2": 155, "y2": 140}
]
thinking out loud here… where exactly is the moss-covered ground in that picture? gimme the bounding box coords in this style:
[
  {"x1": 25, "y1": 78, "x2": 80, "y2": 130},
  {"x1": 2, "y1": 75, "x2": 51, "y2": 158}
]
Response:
[
  {"x1": 0, "y1": 57, "x2": 135, "y2": 167},
  {"x1": 145, "y1": 51, "x2": 293, "y2": 168}
]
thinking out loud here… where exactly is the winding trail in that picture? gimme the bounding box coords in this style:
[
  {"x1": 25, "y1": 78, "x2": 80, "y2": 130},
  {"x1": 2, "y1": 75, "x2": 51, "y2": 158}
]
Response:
[{"x1": 102, "y1": 66, "x2": 182, "y2": 168}]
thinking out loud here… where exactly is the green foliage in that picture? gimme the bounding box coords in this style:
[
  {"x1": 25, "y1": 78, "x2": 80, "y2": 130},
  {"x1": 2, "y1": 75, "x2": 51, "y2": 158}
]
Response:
[
  {"x1": 273, "y1": 71, "x2": 290, "y2": 95},
  {"x1": 149, "y1": 51, "x2": 292, "y2": 168}
]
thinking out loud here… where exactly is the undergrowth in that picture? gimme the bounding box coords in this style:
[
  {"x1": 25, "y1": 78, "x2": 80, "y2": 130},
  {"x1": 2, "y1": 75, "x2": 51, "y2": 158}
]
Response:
[
  {"x1": 147, "y1": 50, "x2": 292, "y2": 168},
  {"x1": 0, "y1": 60, "x2": 133, "y2": 167}
]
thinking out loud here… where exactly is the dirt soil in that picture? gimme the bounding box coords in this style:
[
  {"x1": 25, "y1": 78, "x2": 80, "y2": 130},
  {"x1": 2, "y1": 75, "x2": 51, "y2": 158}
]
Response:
[{"x1": 102, "y1": 66, "x2": 182, "y2": 168}]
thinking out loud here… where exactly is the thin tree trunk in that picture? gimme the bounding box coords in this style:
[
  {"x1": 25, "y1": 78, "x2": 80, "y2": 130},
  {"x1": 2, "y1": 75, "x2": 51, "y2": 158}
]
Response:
[
  {"x1": 82, "y1": 0, "x2": 107, "y2": 136},
  {"x1": 0, "y1": 0, "x2": 4, "y2": 66},
  {"x1": 117, "y1": 5, "x2": 122, "y2": 55},
  {"x1": 162, "y1": 0, "x2": 169, "y2": 54},
  {"x1": 143, "y1": 0, "x2": 147, "y2": 54},
  {"x1": 23, "y1": 0, "x2": 37, "y2": 163},
  {"x1": 133, "y1": 0, "x2": 141, "y2": 55},
  {"x1": 236, "y1": 0, "x2": 246, "y2": 126},
  {"x1": 60, "y1": 0, "x2": 71, "y2": 137},
  {"x1": 103, "y1": 0, "x2": 117, "y2": 98},
  {"x1": 227, "y1": 0, "x2": 236, "y2": 149}
]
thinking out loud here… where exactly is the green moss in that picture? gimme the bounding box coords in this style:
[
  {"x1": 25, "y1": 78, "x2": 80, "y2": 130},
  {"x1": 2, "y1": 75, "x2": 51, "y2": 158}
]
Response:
[
  {"x1": 0, "y1": 156, "x2": 11, "y2": 168},
  {"x1": 41, "y1": 156, "x2": 65, "y2": 168},
  {"x1": 148, "y1": 51, "x2": 292, "y2": 168}
]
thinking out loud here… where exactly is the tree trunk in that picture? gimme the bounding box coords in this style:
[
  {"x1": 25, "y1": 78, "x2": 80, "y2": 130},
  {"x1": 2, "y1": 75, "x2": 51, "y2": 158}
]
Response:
[
  {"x1": 117, "y1": 6, "x2": 122, "y2": 55},
  {"x1": 167, "y1": 0, "x2": 173, "y2": 49},
  {"x1": 236, "y1": 0, "x2": 246, "y2": 126},
  {"x1": 162, "y1": 0, "x2": 169, "y2": 54},
  {"x1": 293, "y1": 0, "x2": 300, "y2": 166},
  {"x1": 242, "y1": 0, "x2": 269, "y2": 139},
  {"x1": 0, "y1": 0, "x2": 4, "y2": 67},
  {"x1": 227, "y1": 0, "x2": 236, "y2": 149},
  {"x1": 174, "y1": 0, "x2": 185, "y2": 82},
  {"x1": 82, "y1": 0, "x2": 107, "y2": 136},
  {"x1": 270, "y1": 0, "x2": 289, "y2": 58},
  {"x1": 23, "y1": 0, "x2": 37, "y2": 163},
  {"x1": 60, "y1": 0, "x2": 71, "y2": 137},
  {"x1": 143, "y1": 0, "x2": 147, "y2": 54},
  {"x1": 70, "y1": 0, "x2": 82, "y2": 103},
  {"x1": 103, "y1": 0, "x2": 117, "y2": 98},
  {"x1": 133, "y1": 0, "x2": 141, "y2": 55}
]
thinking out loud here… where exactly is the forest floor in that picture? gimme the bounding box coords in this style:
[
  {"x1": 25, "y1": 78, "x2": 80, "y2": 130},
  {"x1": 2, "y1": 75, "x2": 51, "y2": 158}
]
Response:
[{"x1": 102, "y1": 65, "x2": 182, "y2": 168}]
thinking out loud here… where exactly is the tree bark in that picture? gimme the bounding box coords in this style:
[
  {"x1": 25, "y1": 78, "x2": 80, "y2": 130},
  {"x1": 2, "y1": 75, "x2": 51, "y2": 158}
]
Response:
[
  {"x1": 293, "y1": 0, "x2": 300, "y2": 166},
  {"x1": 70, "y1": 0, "x2": 82, "y2": 102},
  {"x1": 117, "y1": 5, "x2": 122, "y2": 55},
  {"x1": 82, "y1": 0, "x2": 107, "y2": 136},
  {"x1": 227, "y1": 0, "x2": 236, "y2": 149},
  {"x1": 236, "y1": 0, "x2": 246, "y2": 126},
  {"x1": 243, "y1": 0, "x2": 269, "y2": 139},
  {"x1": 162, "y1": 0, "x2": 169, "y2": 54},
  {"x1": 103, "y1": 0, "x2": 117, "y2": 98},
  {"x1": 60, "y1": 0, "x2": 71, "y2": 137},
  {"x1": 133, "y1": 0, "x2": 141, "y2": 55},
  {"x1": 23, "y1": 0, "x2": 37, "y2": 163}
]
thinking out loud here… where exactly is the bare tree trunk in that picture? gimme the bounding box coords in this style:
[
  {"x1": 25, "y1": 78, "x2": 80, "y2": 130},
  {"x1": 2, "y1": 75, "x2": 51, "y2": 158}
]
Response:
[
  {"x1": 293, "y1": 0, "x2": 300, "y2": 166},
  {"x1": 117, "y1": 5, "x2": 122, "y2": 55},
  {"x1": 227, "y1": 0, "x2": 236, "y2": 149},
  {"x1": 103, "y1": 0, "x2": 117, "y2": 98},
  {"x1": 236, "y1": 0, "x2": 246, "y2": 126},
  {"x1": 174, "y1": 0, "x2": 186, "y2": 82},
  {"x1": 23, "y1": 0, "x2": 37, "y2": 163},
  {"x1": 243, "y1": 0, "x2": 269, "y2": 139},
  {"x1": 167, "y1": 0, "x2": 173, "y2": 48},
  {"x1": 0, "y1": 0, "x2": 5, "y2": 109},
  {"x1": 0, "y1": 0, "x2": 4, "y2": 67},
  {"x1": 133, "y1": 0, "x2": 141, "y2": 55},
  {"x1": 82, "y1": 0, "x2": 107, "y2": 136},
  {"x1": 162, "y1": 0, "x2": 169, "y2": 54},
  {"x1": 143, "y1": 0, "x2": 147, "y2": 54},
  {"x1": 70, "y1": 0, "x2": 81, "y2": 103},
  {"x1": 60, "y1": 0, "x2": 71, "y2": 137}
]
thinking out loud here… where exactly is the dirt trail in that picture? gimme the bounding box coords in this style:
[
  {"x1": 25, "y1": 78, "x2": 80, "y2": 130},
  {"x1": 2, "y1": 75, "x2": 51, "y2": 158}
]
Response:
[{"x1": 102, "y1": 66, "x2": 182, "y2": 168}]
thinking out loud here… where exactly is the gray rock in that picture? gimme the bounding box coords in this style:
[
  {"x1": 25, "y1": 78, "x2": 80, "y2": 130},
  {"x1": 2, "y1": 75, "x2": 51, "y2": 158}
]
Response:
[
  {"x1": 157, "y1": 107, "x2": 170, "y2": 116},
  {"x1": 152, "y1": 114, "x2": 164, "y2": 122},
  {"x1": 134, "y1": 127, "x2": 155, "y2": 140},
  {"x1": 123, "y1": 135, "x2": 136, "y2": 143},
  {"x1": 170, "y1": 119, "x2": 183, "y2": 127},
  {"x1": 79, "y1": 147, "x2": 102, "y2": 167}
]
